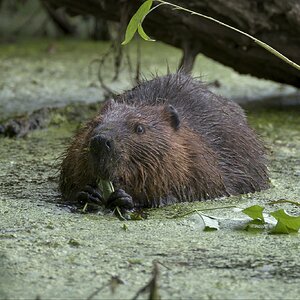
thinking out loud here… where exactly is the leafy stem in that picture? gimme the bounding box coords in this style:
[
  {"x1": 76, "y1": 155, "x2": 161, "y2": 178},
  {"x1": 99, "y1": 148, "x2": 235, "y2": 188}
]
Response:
[
  {"x1": 155, "y1": 0, "x2": 300, "y2": 71},
  {"x1": 123, "y1": 0, "x2": 300, "y2": 71}
]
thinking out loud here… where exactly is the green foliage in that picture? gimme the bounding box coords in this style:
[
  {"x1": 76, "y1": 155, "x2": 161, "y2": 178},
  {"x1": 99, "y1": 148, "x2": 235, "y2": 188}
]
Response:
[
  {"x1": 99, "y1": 180, "x2": 114, "y2": 201},
  {"x1": 242, "y1": 205, "x2": 265, "y2": 222},
  {"x1": 270, "y1": 209, "x2": 300, "y2": 234},
  {"x1": 242, "y1": 205, "x2": 300, "y2": 234},
  {"x1": 122, "y1": 0, "x2": 300, "y2": 71},
  {"x1": 137, "y1": 23, "x2": 155, "y2": 42},
  {"x1": 122, "y1": 0, "x2": 154, "y2": 45}
]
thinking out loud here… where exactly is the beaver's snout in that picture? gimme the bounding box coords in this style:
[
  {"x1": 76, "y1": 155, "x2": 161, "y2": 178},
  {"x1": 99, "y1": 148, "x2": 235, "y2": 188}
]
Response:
[{"x1": 90, "y1": 135, "x2": 114, "y2": 154}]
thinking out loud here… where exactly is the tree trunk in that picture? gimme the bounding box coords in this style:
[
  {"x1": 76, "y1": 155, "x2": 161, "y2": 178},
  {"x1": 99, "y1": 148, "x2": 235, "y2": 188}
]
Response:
[
  {"x1": 42, "y1": 1, "x2": 76, "y2": 36},
  {"x1": 46, "y1": 0, "x2": 300, "y2": 88}
]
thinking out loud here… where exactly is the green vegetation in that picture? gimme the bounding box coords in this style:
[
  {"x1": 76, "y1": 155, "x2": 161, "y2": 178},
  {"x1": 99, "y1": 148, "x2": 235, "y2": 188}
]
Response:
[
  {"x1": 243, "y1": 205, "x2": 300, "y2": 234},
  {"x1": 123, "y1": 0, "x2": 300, "y2": 71}
]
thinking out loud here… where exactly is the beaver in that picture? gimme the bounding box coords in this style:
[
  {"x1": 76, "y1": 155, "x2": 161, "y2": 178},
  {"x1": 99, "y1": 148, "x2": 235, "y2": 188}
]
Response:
[{"x1": 59, "y1": 73, "x2": 269, "y2": 209}]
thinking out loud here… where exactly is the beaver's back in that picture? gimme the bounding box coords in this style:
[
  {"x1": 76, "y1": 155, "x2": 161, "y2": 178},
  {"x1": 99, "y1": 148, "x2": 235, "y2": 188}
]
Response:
[{"x1": 116, "y1": 73, "x2": 269, "y2": 194}]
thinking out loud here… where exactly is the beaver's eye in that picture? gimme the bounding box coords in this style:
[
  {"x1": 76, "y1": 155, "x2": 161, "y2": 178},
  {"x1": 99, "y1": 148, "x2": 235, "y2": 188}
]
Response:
[{"x1": 135, "y1": 124, "x2": 145, "y2": 134}]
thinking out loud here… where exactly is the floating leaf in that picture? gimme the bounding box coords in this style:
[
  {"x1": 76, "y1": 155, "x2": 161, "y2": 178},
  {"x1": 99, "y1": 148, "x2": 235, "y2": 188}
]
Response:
[
  {"x1": 202, "y1": 216, "x2": 219, "y2": 231},
  {"x1": 194, "y1": 213, "x2": 219, "y2": 231},
  {"x1": 270, "y1": 209, "x2": 300, "y2": 234},
  {"x1": 122, "y1": 0, "x2": 153, "y2": 45},
  {"x1": 272, "y1": 221, "x2": 292, "y2": 234},
  {"x1": 242, "y1": 205, "x2": 265, "y2": 222},
  {"x1": 137, "y1": 23, "x2": 155, "y2": 41}
]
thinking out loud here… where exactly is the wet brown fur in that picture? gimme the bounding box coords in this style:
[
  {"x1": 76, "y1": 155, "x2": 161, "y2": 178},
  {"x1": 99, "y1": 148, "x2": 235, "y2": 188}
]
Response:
[{"x1": 60, "y1": 73, "x2": 269, "y2": 207}]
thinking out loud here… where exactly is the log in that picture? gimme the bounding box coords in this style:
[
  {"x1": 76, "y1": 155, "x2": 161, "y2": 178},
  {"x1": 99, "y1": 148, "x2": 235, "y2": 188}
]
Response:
[{"x1": 45, "y1": 0, "x2": 300, "y2": 87}]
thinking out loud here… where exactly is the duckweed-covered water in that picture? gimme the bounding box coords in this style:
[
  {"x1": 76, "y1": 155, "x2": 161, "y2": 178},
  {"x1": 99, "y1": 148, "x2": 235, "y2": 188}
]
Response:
[{"x1": 0, "y1": 39, "x2": 299, "y2": 299}]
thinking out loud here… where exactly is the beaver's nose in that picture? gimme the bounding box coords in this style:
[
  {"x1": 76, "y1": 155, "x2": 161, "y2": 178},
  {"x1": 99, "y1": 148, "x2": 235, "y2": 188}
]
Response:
[{"x1": 90, "y1": 135, "x2": 113, "y2": 153}]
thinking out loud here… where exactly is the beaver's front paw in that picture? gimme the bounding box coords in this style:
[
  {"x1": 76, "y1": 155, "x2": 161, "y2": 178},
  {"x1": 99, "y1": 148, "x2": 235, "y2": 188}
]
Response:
[
  {"x1": 76, "y1": 185, "x2": 103, "y2": 206},
  {"x1": 106, "y1": 189, "x2": 134, "y2": 210}
]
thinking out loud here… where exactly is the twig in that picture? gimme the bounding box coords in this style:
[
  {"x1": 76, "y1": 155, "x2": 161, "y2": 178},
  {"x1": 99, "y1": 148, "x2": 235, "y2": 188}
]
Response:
[
  {"x1": 86, "y1": 284, "x2": 107, "y2": 300},
  {"x1": 132, "y1": 262, "x2": 160, "y2": 300},
  {"x1": 135, "y1": 38, "x2": 141, "y2": 84},
  {"x1": 82, "y1": 202, "x2": 88, "y2": 212},
  {"x1": 89, "y1": 44, "x2": 116, "y2": 96},
  {"x1": 114, "y1": 206, "x2": 127, "y2": 221},
  {"x1": 269, "y1": 199, "x2": 300, "y2": 207},
  {"x1": 167, "y1": 205, "x2": 238, "y2": 219}
]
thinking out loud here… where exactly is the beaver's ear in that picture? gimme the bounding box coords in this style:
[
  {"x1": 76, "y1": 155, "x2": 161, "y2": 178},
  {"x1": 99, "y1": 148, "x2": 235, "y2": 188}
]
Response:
[
  {"x1": 100, "y1": 99, "x2": 115, "y2": 114},
  {"x1": 164, "y1": 105, "x2": 180, "y2": 130}
]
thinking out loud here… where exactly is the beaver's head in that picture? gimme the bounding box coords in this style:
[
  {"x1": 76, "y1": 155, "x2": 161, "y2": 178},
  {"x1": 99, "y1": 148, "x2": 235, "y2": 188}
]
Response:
[{"x1": 88, "y1": 99, "x2": 183, "y2": 197}]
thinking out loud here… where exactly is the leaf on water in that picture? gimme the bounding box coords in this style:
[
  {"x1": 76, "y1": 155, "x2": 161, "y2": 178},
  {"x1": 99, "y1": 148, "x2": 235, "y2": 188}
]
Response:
[
  {"x1": 122, "y1": 0, "x2": 153, "y2": 45},
  {"x1": 242, "y1": 205, "x2": 265, "y2": 222},
  {"x1": 270, "y1": 209, "x2": 300, "y2": 234},
  {"x1": 137, "y1": 23, "x2": 155, "y2": 41},
  {"x1": 198, "y1": 213, "x2": 220, "y2": 231},
  {"x1": 271, "y1": 221, "x2": 291, "y2": 234}
]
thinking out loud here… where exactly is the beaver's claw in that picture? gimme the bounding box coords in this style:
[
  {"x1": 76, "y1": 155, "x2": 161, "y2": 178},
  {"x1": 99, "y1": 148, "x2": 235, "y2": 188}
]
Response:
[
  {"x1": 106, "y1": 189, "x2": 134, "y2": 210},
  {"x1": 76, "y1": 185, "x2": 103, "y2": 206}
]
